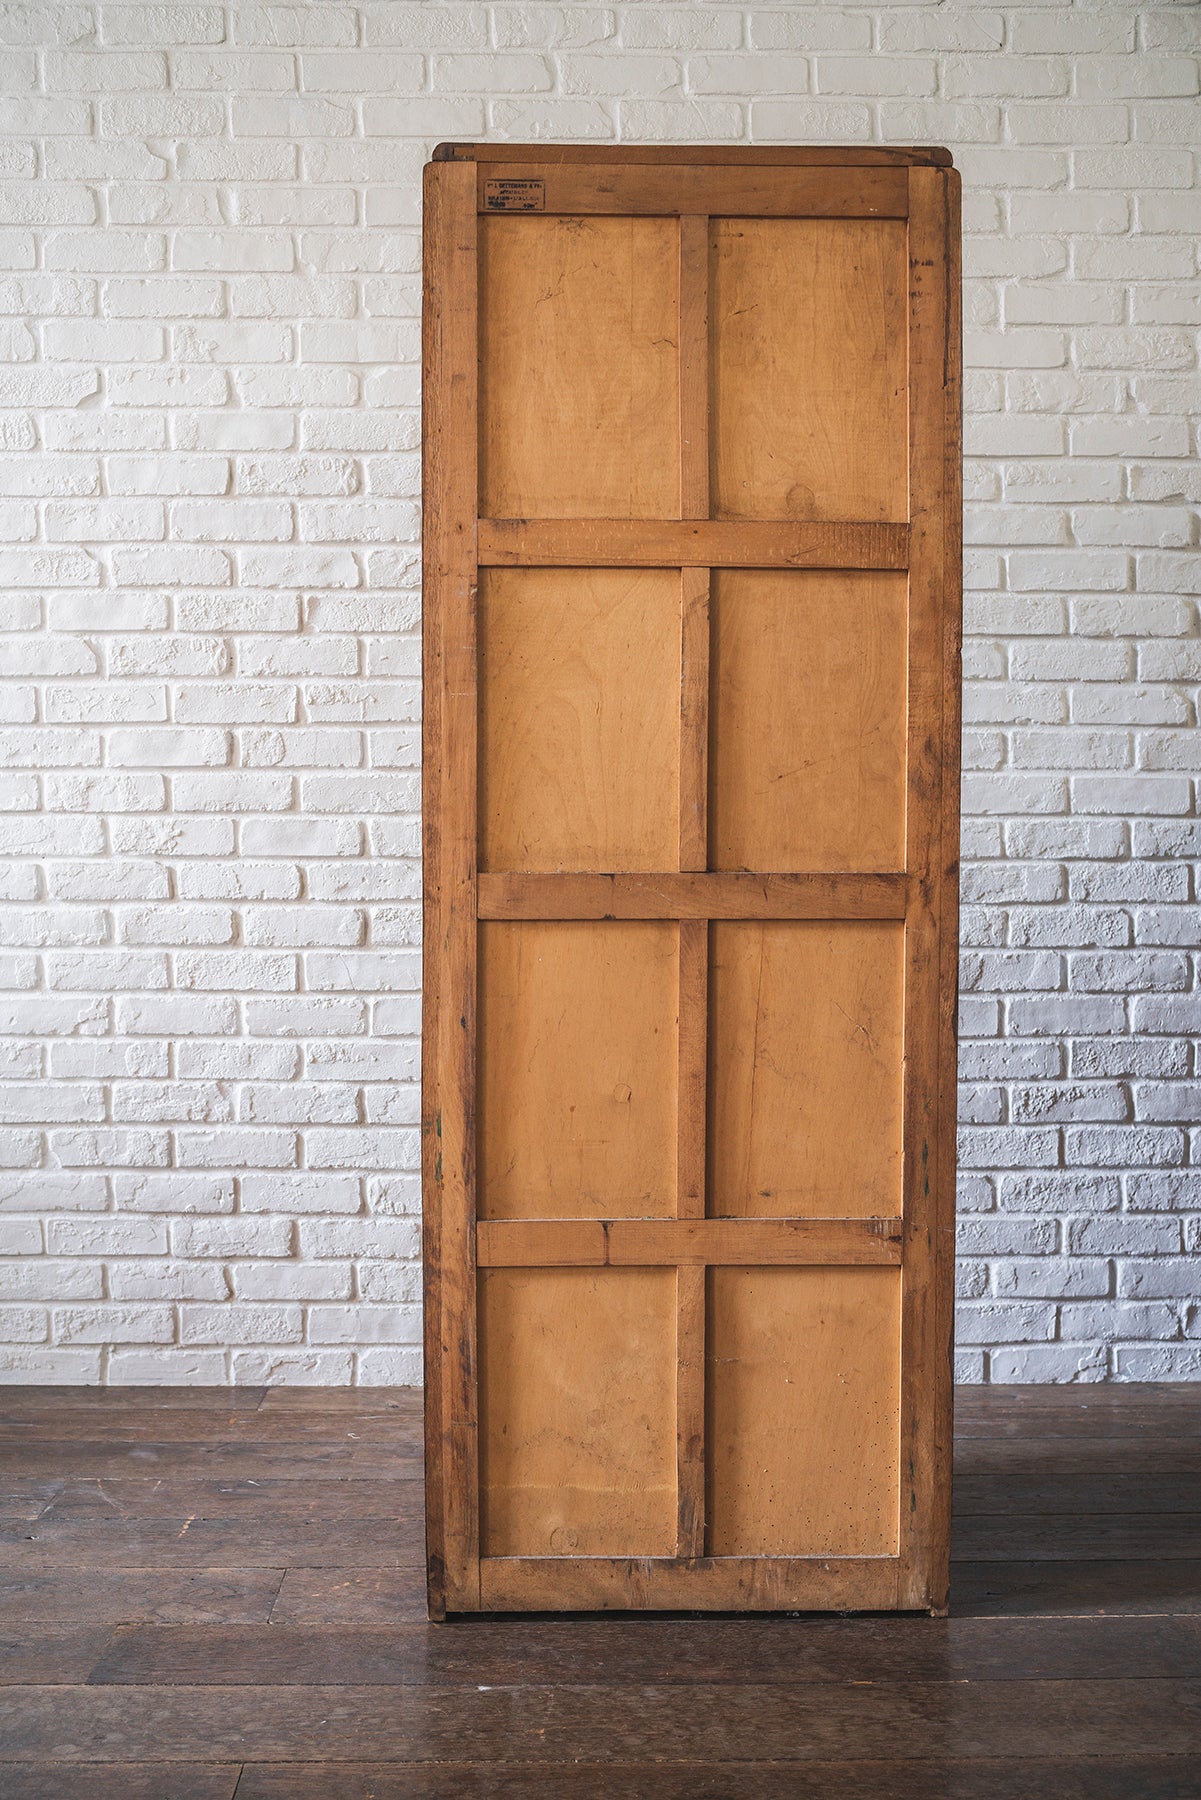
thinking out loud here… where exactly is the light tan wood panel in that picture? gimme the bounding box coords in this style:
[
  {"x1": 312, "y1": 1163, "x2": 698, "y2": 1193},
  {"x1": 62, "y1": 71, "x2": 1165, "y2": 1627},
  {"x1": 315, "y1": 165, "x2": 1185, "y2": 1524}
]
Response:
[
  {"x1": 478, "y1": 567, "x2": 681, "y2": 874},
  {"x1": 709, "y1": 570, "x2": 908, "y2": 873},
  {"x1": 479, "y1": 215, "x2": 680, "y2": 518},
  {"x1": 477, "y1": 920, "x2": 679, "y2": 1219},
  {"x1": 480, "y1": 1266, "x2": 678, "y2": 1557},
  {"x1": 708, "y1": 921, "x2": 904, "y2": 1217},
  {"x1": 707, "y1": 1265, "x2": 902, "y2": 1556},
  {"x1": 711, "y1": 218, "x2": 908, "y2": 523}
]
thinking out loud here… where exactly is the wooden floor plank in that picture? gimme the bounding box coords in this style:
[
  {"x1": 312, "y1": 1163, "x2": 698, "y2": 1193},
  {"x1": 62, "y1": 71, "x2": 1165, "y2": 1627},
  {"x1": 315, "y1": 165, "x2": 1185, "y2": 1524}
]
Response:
[
  {"x1": 0, "y1": 1625, "x2": 116, "y2": 1685},
  {"x1": 953, "y1": 1513, "x2": 1201, "y2": 1561},
  {"x1": 38, "y1": 1478, "x2": 422, "y2": 1521},
  {"x1": 954, "y1": 1437, "x2": 1201, "y2": 1475},
  {"x1": 2, "y1": 1517, "x2": 424, "y2": 1570},
  {"x1": 270, "y1": 1567, "x2": 428, "y2": 1625},
  {"x1": 229, "y1": 1762, "x2": 1201, "y2": 1800},
  {"x1": 0, "y1": 1570, "x2": 284, "y2": 1625},
  {"x1": 955, "y1": 1472, "x2": 1201, "y2": 1516},
  {"x1": 0, "y1": 1768, "x2": 239, "y2": 1800},
  {"x1": 0, "y1": 1482, "x2": 62, "y2": 1523},
  {"x1": 952, "y1": 1559, "x2": 1201, "y2": 1618},
  {"x1": 85, "y1": 1614, "x2": 1201, "y2": 1688},
  {"x1": 1, "y1": 1680, "x2": 1199, "y2": 1763},
  {"x1": 0, "y1": 1387, "x2": 267, "y2": 1413},
  {"x1": 0, "y1": 1442, "x2": 419, "y2": 1480}
]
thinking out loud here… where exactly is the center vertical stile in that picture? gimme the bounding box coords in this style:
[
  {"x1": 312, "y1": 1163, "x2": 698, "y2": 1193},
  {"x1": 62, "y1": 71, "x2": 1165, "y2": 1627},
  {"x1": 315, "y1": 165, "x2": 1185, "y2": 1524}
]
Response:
[{"x1": 676, "y1": 213, "x2": 712, "y2": 1560}]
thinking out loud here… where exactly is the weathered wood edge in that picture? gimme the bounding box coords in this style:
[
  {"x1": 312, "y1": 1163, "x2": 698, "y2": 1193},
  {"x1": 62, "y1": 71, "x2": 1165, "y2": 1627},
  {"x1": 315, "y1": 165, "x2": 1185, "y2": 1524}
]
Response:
[
  {"x1": 934, "y1": 164, "x2": 964, "y2": 1616},
  {"x1": 474, "y1": 1554, "x2": 905, "y2": 1613},
  {"x1": 896, "y1": 164, "x2": 957, "y2": 1615},
  {"x1": 433, "y1": 143, "x2": 955, "y2": 168},
  {"x1": 477, "y1": 518, "x2": 910, "y2": 570},
  {"x1": 421, "y1": 156, "x2": 481, "y2": 1620},
  {"x1": 476, "y1": 1218, "x2": 905, "y2": 1268},
  {"x1": 477, "y1": 872, "x2": 910, "y2": 921}
]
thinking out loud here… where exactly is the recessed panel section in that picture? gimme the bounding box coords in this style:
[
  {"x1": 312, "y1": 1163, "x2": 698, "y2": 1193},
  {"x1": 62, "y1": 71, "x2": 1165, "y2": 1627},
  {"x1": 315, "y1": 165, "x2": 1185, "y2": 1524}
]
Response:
[
  {"x1": 709, "y1": 921, "x2": 903, "y2": 1217},
  {"x1": 479, "y1": 567, "x2": 681, "y2": 874},
  {"x1": 478, "y1": 921, "x2": 678, "y2": 1219},
  {"x1": 708, "y1": 1265, "x2": 901, "y2": 1557},
  {"x1": 481, "y1": 1266, "x2": 677, "y2": 1557},
  {"x1": 479, "y1": 215, "x2": 680, "y2": 518},
  {"x1": 710, "y1": 569, "x2": 907, "y2": 874},
  {"x1": 711, "y1": 218, "x2": 908, "y2": 523}
]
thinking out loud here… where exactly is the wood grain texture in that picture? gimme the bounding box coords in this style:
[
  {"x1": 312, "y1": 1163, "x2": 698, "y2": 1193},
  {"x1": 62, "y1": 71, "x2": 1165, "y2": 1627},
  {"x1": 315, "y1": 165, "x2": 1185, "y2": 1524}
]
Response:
[
  {"x1": 421, "y1": 155, "x2": 480, "y2": 1617},
  {"x1": 475, "y1": 1217, "x2": 903, "y2": 1268},
  {"x1": 478, "y1": 1557, "x2": 901, "y2": 1614},
  {"x1": 896, "y1": 164, "x2": 959, "y2": 1615},
  {"x1": 479, "y1": 214, "x2": 679, "y2": 519},
  {"x1": 477, "y1": 921, "x2": 678, "y2": 1220},
  {"x1": 478, "y1": 1268, "x2": 677, "y2": 1558},
  {"x1": 477, "y1": 518, "x2": 910, "y2": 569},
  {"x1": 711, "y1": 217, "x2": 909, "y2": 523},
  {"x1": 438, "y1": 142, "x2": 953, "y2": 167},
  {"x1": 677, "y1": 571, "x2": 710, "y2": 872},
  {"x1": 708, "y1": 921, "x2": 904, "y2": 1218},
  {"x1": 86, "y1": 1612, "x2": 1201, "y2": 1690},
  {"x1": 13, "y1": 1676, "x2": 1201, "y2": 1762},
  {"x1": 709, "y1": 570, "x2": 908, "y2": 873},
  {"x1": 473, "y1": 162, "x2": 910, "y2": 219},
  {"x1": 478, "y1": 567, "x2": 681, "y2": 873},
  {"x1": 477, "y1": 872, "x2": 908, "y2": 921},
  {"x1": 707, "y1": 1266, "x2": 902, "y2": 1557},
  {"x1": 675, "y1": 922, "x2": 708, "y2": 1216},
  {"x1": 229, "y1": 1760, "x2": 1201, "y2": 1800},
  {"x1": 677, "y1": 216, "x2": 710, "y2": 521},
  {"x1": 674, "y1": 1266, "x2": 706, "y2": 1559}
]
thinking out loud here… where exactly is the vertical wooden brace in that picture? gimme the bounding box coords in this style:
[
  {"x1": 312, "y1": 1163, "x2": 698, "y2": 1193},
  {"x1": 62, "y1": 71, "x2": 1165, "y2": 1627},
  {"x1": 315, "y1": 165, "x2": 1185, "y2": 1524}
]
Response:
[{"x1": 423, "y1": 158, "x2": 481, "y2": 1616}]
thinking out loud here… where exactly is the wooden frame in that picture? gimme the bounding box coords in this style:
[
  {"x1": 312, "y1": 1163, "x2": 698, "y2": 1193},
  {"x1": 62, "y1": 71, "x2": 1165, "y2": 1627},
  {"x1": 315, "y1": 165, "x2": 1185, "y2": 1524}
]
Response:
[{"x1": 423, "y1": 144, "x2": 961, "y2": 1617}]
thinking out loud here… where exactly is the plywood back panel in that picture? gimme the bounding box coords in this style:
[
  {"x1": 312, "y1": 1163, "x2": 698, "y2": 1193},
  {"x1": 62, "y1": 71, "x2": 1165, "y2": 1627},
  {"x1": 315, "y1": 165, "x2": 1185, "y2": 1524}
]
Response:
[
  {"x1": 424, "y1": 145, "x2": 961, "y2": 1617},
  {"x1": 477, "y1": 920, "x2": 679, "y2": 1219},
  {"x1": 709, "y1": 921, "x2": 904, "y2": 1218},
  {"x1": 707, "y1": 1265, "x2": 902, "y2": 1556},
  {"x1": 709, "y1": 570, "x2": 908, "y2": 874},
  {"x1": 479, "y1": 214, "x2": 680, "y2": 519},
  {"x1": 479, "y1": 567, "x2": 681, "y2": 873},
  {"x1": 710, "y1": 218, "x2": 909, "y2": 523},
  {"x1": 480, "y1": 1266, "x2": 678, "y2": 1556}
]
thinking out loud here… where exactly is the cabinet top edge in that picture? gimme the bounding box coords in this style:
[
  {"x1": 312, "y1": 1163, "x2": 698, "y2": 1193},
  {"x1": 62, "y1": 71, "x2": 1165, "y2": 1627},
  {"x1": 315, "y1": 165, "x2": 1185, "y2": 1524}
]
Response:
[{"x1": 431, "y1": 142, "x2": 954, "y2": 169}]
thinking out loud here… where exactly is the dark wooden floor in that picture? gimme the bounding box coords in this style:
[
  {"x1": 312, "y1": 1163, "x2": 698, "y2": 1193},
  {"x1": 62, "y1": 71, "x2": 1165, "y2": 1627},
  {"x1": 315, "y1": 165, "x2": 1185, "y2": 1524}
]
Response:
[{"x1": 0, "y1": 1386, "x2": 1199, "y2": 1797}]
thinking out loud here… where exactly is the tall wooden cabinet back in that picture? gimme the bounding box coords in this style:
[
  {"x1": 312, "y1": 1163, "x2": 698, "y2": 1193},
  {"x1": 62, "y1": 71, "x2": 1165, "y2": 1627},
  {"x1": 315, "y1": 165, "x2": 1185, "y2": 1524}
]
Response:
[{"x1": 423, "y1": 144, "x2": 961, "y2": 1616}]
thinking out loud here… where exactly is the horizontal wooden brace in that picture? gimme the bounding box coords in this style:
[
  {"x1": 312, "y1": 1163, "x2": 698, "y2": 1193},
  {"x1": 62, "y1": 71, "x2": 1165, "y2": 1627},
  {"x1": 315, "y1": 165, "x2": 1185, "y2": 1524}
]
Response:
[
  {"x1": 476, "y1": 1217, "x2": 904, "y2": 1269},
  {"x1": 476, "y1": 163, "x2": 909, "y2": 219},
  {"x1": 478, "y1": 518, "x2": 910, "y2": 571},
  {"x1": 475, "y1": 1554, "x2": 903, "y2": 1613},
  {"x1": 439, "y1": 143, "x2": 952, "y2": 168},
  {"x1": 478, "y1": 871, "x2": 909, "y2": 922}
]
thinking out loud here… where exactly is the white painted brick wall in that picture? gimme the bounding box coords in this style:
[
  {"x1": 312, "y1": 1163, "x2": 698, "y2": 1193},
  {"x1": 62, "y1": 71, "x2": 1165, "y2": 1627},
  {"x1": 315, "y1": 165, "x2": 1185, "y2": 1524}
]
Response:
[{"x1": 0, "y1": 1, "x2": 1197, "y2": 1385}]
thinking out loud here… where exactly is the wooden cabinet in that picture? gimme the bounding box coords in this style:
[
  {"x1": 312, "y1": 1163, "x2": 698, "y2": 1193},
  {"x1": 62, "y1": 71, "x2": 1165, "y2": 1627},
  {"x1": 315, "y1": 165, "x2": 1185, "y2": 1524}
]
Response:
[{"x1": 423, "y1": 144, "x2": 961, "y2": 1616}]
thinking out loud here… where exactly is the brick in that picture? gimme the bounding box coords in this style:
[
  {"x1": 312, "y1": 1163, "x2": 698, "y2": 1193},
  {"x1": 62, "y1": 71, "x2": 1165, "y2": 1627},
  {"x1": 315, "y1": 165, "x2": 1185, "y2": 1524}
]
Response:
[
  {"x1": 957, "y1": 1302, "x2": 1056, "y2": 1345},
  {"x1": 994, "y1": 1258, "x2": 1111, "y2": 1300},
  {"x1": 1064, "y1": 1126, "x2": 1185, "y2": 1169},
  {"x1": 989, "y1": 1345, "x2": 1109, "y2": 1383},
  {"x1": 1115, "y1": 1346, "x2": 1201, "y2": 1380},
  {"x1": 1010, "y1": 1085, "x2": 1128, "y2": 1125}
]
